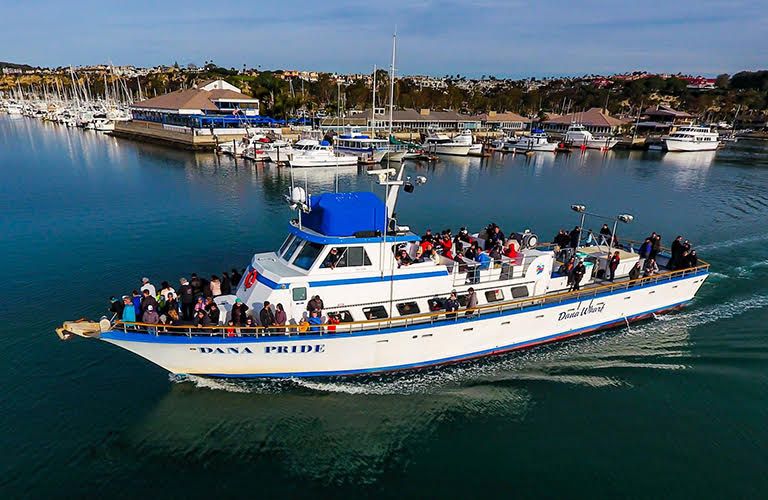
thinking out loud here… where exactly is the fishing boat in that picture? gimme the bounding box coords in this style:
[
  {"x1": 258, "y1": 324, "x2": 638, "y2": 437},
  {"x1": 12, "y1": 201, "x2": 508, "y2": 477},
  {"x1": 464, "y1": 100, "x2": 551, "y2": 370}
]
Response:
[
  {"x1": 564, "y1": 124, "x2": 619, "y2": 150},
  {"x1": 58, "y1": 164, "x2": 709, "y2": 378},
  {"x1": 664, "y1": 126, "x2": 720, "y2": 152}
]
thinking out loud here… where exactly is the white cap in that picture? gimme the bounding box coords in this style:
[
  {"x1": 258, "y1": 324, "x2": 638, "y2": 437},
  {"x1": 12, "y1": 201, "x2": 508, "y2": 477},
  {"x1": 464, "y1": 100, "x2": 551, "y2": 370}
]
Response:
[
  {"x1": 147, "y1": 305, "x2": 153, "y2": 311},
  {"x1": 142, "y1": 277, "x2": 149, "y2": 283}
]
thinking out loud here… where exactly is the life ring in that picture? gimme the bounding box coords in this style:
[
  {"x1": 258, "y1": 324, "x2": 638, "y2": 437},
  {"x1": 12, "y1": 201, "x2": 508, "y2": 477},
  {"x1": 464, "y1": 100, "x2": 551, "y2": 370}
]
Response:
[{"x1": 244, "y1": 270, "x2": 258, "y2": 289}]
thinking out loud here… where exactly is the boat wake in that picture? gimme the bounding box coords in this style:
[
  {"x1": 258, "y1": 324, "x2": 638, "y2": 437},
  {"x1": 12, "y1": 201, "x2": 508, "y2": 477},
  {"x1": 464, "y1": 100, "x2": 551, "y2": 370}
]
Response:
[{"x1": 697, "y1": 232, "x2": 768, "y2": 252}]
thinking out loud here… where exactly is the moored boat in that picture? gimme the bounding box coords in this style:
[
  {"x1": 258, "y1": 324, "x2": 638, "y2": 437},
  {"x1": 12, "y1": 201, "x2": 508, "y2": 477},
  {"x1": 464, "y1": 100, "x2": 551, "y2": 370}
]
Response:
[{"x1": 664, "y1": 125, "x2": 720, "y2": 152}]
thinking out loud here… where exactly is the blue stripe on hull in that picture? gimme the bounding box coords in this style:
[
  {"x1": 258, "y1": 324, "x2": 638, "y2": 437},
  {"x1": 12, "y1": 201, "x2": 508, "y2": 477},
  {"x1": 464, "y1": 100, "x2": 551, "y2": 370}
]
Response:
[{"x1": 199, "y1": 299, "x2": 689, "y2": 378}]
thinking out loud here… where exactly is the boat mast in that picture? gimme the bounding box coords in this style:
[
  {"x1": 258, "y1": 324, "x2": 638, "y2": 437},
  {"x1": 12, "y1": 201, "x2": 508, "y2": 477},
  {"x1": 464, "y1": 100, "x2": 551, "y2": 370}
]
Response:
[
  {"x1": 371, "y1": 64, "x2": 376, "y2": 135},
  {"x1": 388, "y1": 33, "x2": 396, "y2": 141}
]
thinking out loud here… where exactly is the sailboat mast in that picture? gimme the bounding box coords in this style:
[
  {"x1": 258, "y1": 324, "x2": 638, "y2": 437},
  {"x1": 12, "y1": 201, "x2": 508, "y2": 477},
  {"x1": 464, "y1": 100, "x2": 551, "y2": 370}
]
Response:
[
  {"x1": 388, "y1": 33, "x2": 396, "y2": 140},
  {"x1": 371, "y1": 64, "x2": 376, "y2": 135}
]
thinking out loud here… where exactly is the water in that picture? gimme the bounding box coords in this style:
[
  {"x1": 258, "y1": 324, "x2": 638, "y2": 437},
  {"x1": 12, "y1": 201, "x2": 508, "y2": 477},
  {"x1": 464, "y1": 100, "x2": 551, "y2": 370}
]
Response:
[{"x1": 2, "y1": 117, "x2": 768, "y2": 498}]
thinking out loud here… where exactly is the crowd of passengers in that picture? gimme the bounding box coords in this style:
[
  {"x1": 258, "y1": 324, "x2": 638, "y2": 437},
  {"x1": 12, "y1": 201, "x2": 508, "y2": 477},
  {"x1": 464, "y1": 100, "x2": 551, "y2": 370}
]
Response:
[
  {"x1": 109, "y1": 224, "x2": 700, "y2": 332},
  {"x1": 109, "y1": 270, "x2": 340, "y2": 334},
  {"x1": 393, "y1": 224, "x2": 520, "y2": 269},
  {"x1": 553, "y1": 226, "x2": 700, "y2": 291}
]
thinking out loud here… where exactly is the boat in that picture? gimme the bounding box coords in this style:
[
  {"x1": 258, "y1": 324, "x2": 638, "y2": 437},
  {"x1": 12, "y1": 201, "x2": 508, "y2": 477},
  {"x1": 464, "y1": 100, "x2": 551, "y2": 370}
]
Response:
[
  {"x1": 58, "y1": 164, "x2": 710, "y2": 378},
  {"x1": 288, "y1": 140, "x2": 359, "y2": 168},
  {"x1": 422, "y1": 131, "x2": 471, "y2": 156},
  {"x1": 453, "y1": 129, "x2": 484, "y2": 155},
  {"x1": 4, "y1": 103, "x2": 23, "y2": 116},
  {"x1": 335, "y1": 131, "x2": 393, "y2": 162},
  {"x1": 664, "y1": 125, "x2": 720, "y2": 152},
  {"x1": 506, "y1": 129, "x2": 557, "y2": 152},
  {"x1": 244, "y1": 137, "x2": 292, "y2": 162},
  {"x1": 564, "y1": 124, "x2": 619, "y2": 150}
]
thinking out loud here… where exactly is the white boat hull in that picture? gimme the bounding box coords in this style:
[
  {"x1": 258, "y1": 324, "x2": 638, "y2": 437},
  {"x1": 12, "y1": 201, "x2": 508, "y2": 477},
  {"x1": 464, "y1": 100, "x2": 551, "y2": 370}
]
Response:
[
  {"x1": 664, "y1": 139, "x2": 719, "y2": 152},
  {"x1": 423, "y1": 144, "x2": 471, "y2": 156},
  {"x1": 288, "y1": 156, "x2": 359, "y2": 168},
  {"x1": 99, "y1": 272, "x2": 707, "y2": 377}
]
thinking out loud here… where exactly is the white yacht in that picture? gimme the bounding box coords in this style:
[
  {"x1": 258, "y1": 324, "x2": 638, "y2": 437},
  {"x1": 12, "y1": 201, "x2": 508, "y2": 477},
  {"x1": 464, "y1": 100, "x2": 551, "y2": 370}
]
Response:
[
  {"x1": 288, "y1": 140, "x2": 359, "y2": 168},
  {"x1": 664, "y1": 126, "x2": 720, "y2": 152},
  {"x1": 564, "y1": 124, "x2": 619, "y2": 150},
  {"x1": 335, "y1": 131, "x2": 398, "y2": 162},
  {"x1": 244, "y1": 138, "x2": 293, "y2": 162},
  {"x1": 453, "y1": 129, "x2": 483, "y2": 155},
  {"x1": 507, "y1": 129, "x2": 557, "y2": 152},
  {"x1": 422, "y1": 131, "x2": 471, "y2": 156},
  {"x1": 4, "y1": 103, "x2": 23, "y2": 116},
  {"x1": 58, "y1": 165, "x2": 709, "y2": 378}
]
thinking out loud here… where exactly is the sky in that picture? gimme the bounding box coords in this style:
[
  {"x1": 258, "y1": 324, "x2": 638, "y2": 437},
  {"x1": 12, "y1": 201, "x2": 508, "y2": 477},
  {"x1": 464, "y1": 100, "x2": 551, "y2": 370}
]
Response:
[{"x1": 1, "y1": 0, "x2": 765, "y2": 78}]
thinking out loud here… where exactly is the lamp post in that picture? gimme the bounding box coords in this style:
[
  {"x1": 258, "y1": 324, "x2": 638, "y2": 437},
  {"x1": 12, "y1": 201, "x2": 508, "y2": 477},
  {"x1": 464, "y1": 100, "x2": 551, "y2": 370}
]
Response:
[{"x1": 570, "y1": 204, "x2": 634, "y2": 252}]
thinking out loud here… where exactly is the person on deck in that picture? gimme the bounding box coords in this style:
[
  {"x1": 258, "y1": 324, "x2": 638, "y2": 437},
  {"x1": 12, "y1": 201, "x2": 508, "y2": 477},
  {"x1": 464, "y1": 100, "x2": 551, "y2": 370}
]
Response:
[
  {"x1": 643, "y1": 258, "x2": 659, "y2": 277},
  {"x1": 220, "y1": 272, "x2": 232, "y2": 295},
  {"x1": 396, "y1": 249, "x2": 412, "y2": 267},
  {"x1": 140, "y1": 277, "x2": 156, "y2": 299},
  {"x1": 142, "y1": 304, "x2": 159, "y2": 324},
  {"x1": 308, "y1": 310, "x2": 322, "y2": 332},
  {"x1": 649, "y1": 234, "x2": 662, "y2": 261},
  {"x1": 422, "y1": 229, "x2": 436, "y2": 245},
  {"x1": 131, "y1": 290, "x2": 142, "y2": 318},
  {"x1": 571, "y1": 260, "x2": 586, "y2": 291},
  {"x1": 260, "y1": 301, "x2": 276, "y2": 329},
  {"x1": 159, "y1": 280, "x2": 175, "y2": 296},
  {"x1": 608, "y1": 251, "x2": 620, "y2": 282},
  {"x1": 164, "y1": 293, "x2": 179, "y2": 318},
  {"x1": 231, "y1": 298, "x2": 249, "y2": 326},
  {"x1": 569, "y1": 226, "x2": 581, "y2": 249},
  {"x1": 195, "y1": 309, "x2": 211, "y2": 328},
  {"x1": 122, "y1": 296, "x2": 136, "y2": 323},
  {"x1": 230, "y1": 268, "x2": 242, "y2": 288},
  {"x1": 140, "y1": 289, "x2": 158, "y2": 315},
  {"x1": 307, "y1": 295, "x2": 324, "y2": 314},
  {"x1": 208, "y1": 302, "x2": 221, "y2": 325},
  {"x1": 629, "y1": 261, "x2": 642, "y2": 281},
  {"x1": 178, "y1": 278, "x2": 195, "y2": 321},
  {"x1": 275, "y1": 303, "x2": 287, "y2": 326},
  {"x1": 670, "y1": 236, "x2": 684, "y2": 270},
  {"x1": 465, "y1": 287, "x2": 478, "y2": 317},
  {"x1": 504, "y1": 242, "x2": 518, "y2": 260},
  {"x1": 599, "y1": 224, "x2": 612, "y2": 239},
  {"x1": 638, "y1": 238, "x2": 652, "y2": 259},
  {"x1": 439, "y1": 233, "x2": 453, "y2": 259},
  {"x1": 454, "y1": 227, "x2": 472, "y2": 248},
  {"x1": 109, "y1": 296, "x2": 124, "y2": 319},
  {"x1": 210, "y1": 275, "x2": 222, "y2": 297},
  {"x1": 324, "y1": 247, "x2": 341, "y2": 269},
  {"x1": 444, "y1": 292, "x2": 459, "y2": 319},
  {"x1": 687, "y1": 250, "x2": 698, "y2": 268}
]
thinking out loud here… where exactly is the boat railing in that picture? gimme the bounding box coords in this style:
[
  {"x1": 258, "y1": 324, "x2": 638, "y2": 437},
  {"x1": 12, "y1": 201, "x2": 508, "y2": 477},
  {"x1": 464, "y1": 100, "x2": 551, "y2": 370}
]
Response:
[{"x1": 114, "y1": 260, "x2": 710, "y2": 340}]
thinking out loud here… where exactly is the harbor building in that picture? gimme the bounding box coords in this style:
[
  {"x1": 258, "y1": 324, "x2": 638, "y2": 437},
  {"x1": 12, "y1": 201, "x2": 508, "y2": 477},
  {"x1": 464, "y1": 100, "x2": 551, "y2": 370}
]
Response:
[
  {"x1": 634, "y1": 105, "x2": 696, "y2": 135},
  {"x1": 543, "y1": 107, "x2": 631, "y2": 135},
  {"x1": 113, "y1": 79, "x2": 265, "y2": 150},
  {"x1": 474, "y1": 111, "x2": 531, "y2": 132},
  {"x1": 326, "y1": 108, "x2": 481, "y2": 132}
]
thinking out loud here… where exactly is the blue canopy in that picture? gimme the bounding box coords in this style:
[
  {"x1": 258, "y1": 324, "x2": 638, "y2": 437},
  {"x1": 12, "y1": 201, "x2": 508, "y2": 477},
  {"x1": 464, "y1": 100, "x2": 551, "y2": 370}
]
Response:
[{"x1": 302, "y1": 192, "x2": 386, "y2": 237}]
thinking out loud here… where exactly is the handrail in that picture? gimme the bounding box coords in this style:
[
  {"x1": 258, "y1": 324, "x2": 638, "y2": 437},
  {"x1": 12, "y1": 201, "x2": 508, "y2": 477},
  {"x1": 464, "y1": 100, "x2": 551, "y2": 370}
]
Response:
[{"x1": 114, "y1": 261, "x2": 709, "y2": 338}]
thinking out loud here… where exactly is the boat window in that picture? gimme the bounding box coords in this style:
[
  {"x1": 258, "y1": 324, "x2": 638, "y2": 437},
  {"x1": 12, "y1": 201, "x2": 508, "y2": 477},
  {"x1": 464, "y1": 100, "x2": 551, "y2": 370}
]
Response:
[
  {"x1": 363, "y1": 305, "x2": 388, "y2": 320},
  {"x1": 294, "y1": 242, "x2": 325, "y2": 270},
  {"x1": 485, "y1": 289, "x2": 504, "y2": 303},
  {"x1": 292, "y1": 287, "x2": 307, "y2": 301},
  {"x1": 511, "y1": 286, "x2": 529, "y2": 298},
  {"x1": 428, "y1": 297, "x2": 445, "y2": 311},
  {"x1": 321, "y1": 246, "x2": 372, "y2": 268},
  {"x1": 396, "y1": 301, "x2": 421, "y2": 316},
  {"x1": 331, "y1": 310, "x2": 354, "y2": 323},
  {"x1": 283, "y1": 237, "x2": 304, "y2": 262},
  {"x1": 456, "y1": 294, "x2": 469, "y2": 307},
  {"x1": 278, "y1": 235, "x2": 295, "y2": 257}
]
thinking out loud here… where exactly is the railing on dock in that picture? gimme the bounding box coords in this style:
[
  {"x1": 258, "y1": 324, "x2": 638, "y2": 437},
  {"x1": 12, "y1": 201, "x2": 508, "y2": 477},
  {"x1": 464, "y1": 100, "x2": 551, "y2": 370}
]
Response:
[{"x1": 114, "y1": 261, "x2": 710, "y2": 340}]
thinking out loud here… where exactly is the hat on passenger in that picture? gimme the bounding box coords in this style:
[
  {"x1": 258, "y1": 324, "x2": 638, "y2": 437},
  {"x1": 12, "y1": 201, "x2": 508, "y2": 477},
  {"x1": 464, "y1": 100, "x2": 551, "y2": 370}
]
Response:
[
  {"x1": 147, "y1": 305, "x2": 154, "y2": 311},
  {"x1": 142, "y1": 277, "x2": 149, "y2": 283},
  {"x1": 235, "y1": 298, "x2": 243, "y2": 303}
]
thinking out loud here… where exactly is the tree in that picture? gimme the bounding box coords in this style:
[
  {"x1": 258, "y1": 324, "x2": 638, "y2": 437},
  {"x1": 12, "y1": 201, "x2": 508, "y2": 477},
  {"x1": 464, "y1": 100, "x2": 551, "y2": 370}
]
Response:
[{"x1": 715, "y1": 73, "x2": 730, "y2": 89}]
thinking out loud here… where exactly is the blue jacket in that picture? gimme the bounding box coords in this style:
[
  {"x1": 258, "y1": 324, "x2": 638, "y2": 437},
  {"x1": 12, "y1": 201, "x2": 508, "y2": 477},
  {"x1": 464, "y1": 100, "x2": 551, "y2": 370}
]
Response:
[
  {"x1": 132, "y1": 296, "x2": 141, "y2": 317},
  {"x1": 308, "y1": 316, "x2": 322, "y2": 332},
  {"x1": 122, "y1": 305, "x2": 136, "y2": 322}
]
